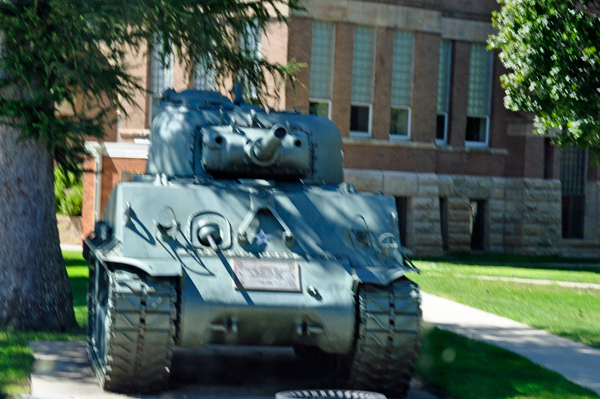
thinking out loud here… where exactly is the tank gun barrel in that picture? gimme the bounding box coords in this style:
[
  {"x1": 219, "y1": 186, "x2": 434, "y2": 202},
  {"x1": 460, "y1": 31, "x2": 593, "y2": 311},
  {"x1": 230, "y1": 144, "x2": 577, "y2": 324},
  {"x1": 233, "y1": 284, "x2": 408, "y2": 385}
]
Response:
[{"x1": 252, "y1": 125, "x2": 287, "y2": 163}]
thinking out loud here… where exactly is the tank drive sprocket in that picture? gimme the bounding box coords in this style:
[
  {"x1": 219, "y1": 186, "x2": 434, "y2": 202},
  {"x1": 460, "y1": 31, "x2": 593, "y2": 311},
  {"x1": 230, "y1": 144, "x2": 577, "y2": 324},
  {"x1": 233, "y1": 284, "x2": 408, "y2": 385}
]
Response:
[
  {"x1": 348, "y1": 277, "x2": 421, "y2": 398},
  {"x1": 87, "y1": 264, "x2": 177, "y2": 393}
]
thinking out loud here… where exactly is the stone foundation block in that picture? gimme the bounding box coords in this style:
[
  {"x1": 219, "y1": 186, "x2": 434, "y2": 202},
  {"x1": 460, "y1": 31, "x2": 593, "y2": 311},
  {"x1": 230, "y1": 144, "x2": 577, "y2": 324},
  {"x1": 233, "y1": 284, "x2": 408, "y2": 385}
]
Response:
[
  {"x1": 448, "y1": 210, "x2": 471, "y2": 222},
  {"x1": 412, "y1": 197, "x2": 436, "y2": 210},
  {"x1": 383, "y1": 171, "x2": 419, "y2": 197},
  {"x1": 417, "y1": 173, "x2": 438, "y2": 186},
  {"x1": 447, "y1": 223, "x2": 469, "y2": 234},
  {"x1": 414, "y1": 210, "x2": 441, "y2": 223},
  {"x1": 448, "y1": 232, "x2": 471, "y2": 245},
  {"x1": 413, "y1": 233, "x2": 443, "y2": 247},
  {"x1": 524, "y1": 190, "x2": 562, "y2": 203},
  {"x1": 344, "y1": 169, "x2": 383, "y2": 193},
  {"x1": 418, "y1": 184, "x2": 439, "y2": 197},
  {"x1": 447, "y1": 198, "x2": 470, "y2": 210},
  {"x1": 413, "y1": 246, "x2": 444, "y2": 257},
  {"x1": 414, "y1": 221, "x2": 438, "y2": 233},
  {"x1": 438, "y1": 175, "x2": 454, "y2": 197},
  {"x1": 447, "y1": 244, "x2": 471, "y2": 253}
]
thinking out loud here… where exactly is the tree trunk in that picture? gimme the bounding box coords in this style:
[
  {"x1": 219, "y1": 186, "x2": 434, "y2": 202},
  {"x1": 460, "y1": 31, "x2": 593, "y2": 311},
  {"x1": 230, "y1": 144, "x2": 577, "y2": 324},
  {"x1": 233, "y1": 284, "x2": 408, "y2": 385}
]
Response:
[{"x1": 0, "y1": 122, "x2": 77, "y2": 331}]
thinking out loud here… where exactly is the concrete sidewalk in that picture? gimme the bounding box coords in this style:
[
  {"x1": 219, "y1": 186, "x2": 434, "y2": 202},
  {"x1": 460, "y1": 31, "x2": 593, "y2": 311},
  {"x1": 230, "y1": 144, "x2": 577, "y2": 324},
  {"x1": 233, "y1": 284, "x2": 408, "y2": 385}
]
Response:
[
  {"x1": 422, "y1": 292, "x2": 600, "y2": 395},
  {"x1": 29, "y1": 343, "x2": 439, "y2": 399},
  {"x1": 60, "y1": 243, "x2": 82, "y2": 252}
]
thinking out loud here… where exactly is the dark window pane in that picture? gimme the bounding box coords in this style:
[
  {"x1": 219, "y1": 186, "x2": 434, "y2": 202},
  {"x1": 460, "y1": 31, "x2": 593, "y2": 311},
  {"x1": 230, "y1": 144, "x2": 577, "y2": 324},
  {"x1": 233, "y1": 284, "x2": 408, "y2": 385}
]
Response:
[
  {"x1": 395, "y1": 197, "x2": 407, "y2": 247},
  {"x1": 562, "y1": 196, "x2": 585, "y2": 239},
  {"x1": 470, "y1": 200, "x2": 485, "y2": 250},
  {"x1": 466, "y1": 117, "x2": 487, "y2": 142},
  {"x1": 350, "y1": 105, "x2": 370, "y2": 133},
  {"x1": 436, "y1": 114, "x2": 447, "y2": 141},
  {"x1": 439, "y1": 197, "x2": 448, "y2": 251},
  {"x1": 390, "y1": 108, "x2": 409, "y2": 136},
  {"x1": 309, "y1": 101, "x2": 329, "y2": 117}
]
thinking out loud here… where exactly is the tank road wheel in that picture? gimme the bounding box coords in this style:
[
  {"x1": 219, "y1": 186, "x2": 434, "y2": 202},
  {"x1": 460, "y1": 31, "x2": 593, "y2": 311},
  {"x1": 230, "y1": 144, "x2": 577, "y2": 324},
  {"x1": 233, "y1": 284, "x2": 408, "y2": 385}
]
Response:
[
  {"x1": 87, "y1": 264, "x2": 177, "y2": 393},
  {"x1": 347, "y1": 277, "x2": 421, "y2": 398}
]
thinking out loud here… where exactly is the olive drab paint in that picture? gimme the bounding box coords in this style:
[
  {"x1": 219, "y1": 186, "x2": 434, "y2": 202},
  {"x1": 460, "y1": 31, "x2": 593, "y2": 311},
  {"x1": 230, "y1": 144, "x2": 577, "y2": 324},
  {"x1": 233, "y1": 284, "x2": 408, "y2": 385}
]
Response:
[{"x1": 84, "y1": 89, "x2": 422, "y2": 396}]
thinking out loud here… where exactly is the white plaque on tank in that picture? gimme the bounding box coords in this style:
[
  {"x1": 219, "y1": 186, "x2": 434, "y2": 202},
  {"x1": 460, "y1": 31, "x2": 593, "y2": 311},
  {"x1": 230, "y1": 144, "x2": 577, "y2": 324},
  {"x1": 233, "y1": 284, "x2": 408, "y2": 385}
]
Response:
[{"x1": 232, "y1": 259, "x2": 301, "y2": 292}]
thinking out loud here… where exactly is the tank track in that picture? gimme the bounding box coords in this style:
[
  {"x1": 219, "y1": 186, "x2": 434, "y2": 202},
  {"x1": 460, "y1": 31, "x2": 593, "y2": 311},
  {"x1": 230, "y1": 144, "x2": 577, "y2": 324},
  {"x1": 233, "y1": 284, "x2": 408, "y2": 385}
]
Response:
[
  {"x1": 87, "y1": 265, "x2": 177, "y2": 393},
  {"x1": 348, "y1": 277, "x2": 421, "y2": 398}
]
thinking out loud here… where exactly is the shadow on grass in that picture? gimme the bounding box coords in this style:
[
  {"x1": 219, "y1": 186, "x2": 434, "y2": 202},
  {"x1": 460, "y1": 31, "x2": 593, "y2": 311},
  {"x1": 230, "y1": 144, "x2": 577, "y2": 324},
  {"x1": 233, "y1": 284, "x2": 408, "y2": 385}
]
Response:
[
  {"x1": 0, "y1": 332, "x2": 34, "y2": 394},
  {"x1": 0, "y1": 251, "x2": 89, "y2": 394},
  {"x1": 417, "y1": 325, "x2": 600, "y2": 399},
  {"x1": 0, "y1": 324, "x2": 86, "y2": 395},
  {"x1": 70, "y1": 276, "x2": 88, "y2": 309}
]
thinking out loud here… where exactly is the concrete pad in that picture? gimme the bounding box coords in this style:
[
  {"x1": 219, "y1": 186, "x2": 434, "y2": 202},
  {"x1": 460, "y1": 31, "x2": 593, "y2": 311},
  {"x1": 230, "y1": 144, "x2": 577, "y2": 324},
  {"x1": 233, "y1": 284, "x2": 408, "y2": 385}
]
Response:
[
  {"x1": 421, "y1": 292, "x2": 600, "y2": 395},
  {"x1": 30, "y1": 342, "x2": 441, "y2": 399},
  {"x1": 60, "y1": 244, "x2": 82, "y2": 252}
]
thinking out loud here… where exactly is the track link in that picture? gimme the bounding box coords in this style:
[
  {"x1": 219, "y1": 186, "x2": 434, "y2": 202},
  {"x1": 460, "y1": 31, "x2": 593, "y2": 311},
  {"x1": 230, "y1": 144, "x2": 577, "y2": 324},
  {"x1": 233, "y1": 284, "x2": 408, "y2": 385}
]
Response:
[
  {"x1": 348, "y1": 277, "x2": 421, "y2": 398},
  {"x1": 87, "y1": 265, "x2": 177, "y2": 393}
]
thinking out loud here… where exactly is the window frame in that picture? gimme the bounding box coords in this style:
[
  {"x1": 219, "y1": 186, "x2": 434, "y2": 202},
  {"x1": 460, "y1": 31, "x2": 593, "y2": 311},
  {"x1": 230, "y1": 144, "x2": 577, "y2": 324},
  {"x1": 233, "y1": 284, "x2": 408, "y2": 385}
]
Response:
[
  {"x1": 148, "y1": 37, "x2": 174, "y2": 125},
  {"x1": 309, "y1": 98, "x2": 332, "y2": 119},
  {"x1": 465, "y1": 115, "x2": 490, "y2": 148},
  {"x1": 436, "y1": 40, "x2": 452, "y2": 146},
  {"x1": 309, "y1": 21, "x2": 336, "y2": 111},
  {"x1": 389, "y1": 30, "x2": 415, "y2": 142},
  {"x1": 465, "y1": 45, "x2": 493, "y2": 148},
  {"x1": 192, "y1": 58, "x2": 216, "y2": 91},
  {"x1": 349, "y1": 102, "x2": 373, "y2": 138},
  {"x1": 389, "y1": 105, "x2": 412, "y2": 141},
  {"x1": 238, "y1": 20, "x2": 262, "y2": 100},
  {"x1": 349, "y1": 25, "x2": 376, "y2": 139}
]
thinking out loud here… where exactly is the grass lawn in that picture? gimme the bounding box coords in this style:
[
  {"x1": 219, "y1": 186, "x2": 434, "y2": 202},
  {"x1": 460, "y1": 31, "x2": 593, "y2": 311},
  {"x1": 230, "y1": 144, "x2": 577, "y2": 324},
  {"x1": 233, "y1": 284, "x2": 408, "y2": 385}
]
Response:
[
  {"x1": 416, "y1": 260, "x2": 600, "y2": 284},
  {"x1": 412, "y1": 261, "x2": 600, "y2": 349},
  {"x1": 0, "y1": 251, "x2": 87, "y2": 395},
  {"x1": 2, "y1": 251, "x2": 599, "y2": 399},
  {"x1": 417, "y1": 324, "x2": 600, "y2": 399}
]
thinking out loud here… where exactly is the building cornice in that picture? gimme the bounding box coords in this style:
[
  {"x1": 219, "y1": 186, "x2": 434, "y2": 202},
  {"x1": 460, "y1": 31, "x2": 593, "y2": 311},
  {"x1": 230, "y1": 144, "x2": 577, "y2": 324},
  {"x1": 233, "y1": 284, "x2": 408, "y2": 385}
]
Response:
[
  {"x1": 85, "y1": 141, "x2": 149, "y2": 159},
  {"x1": 293, "y1": 0, "x2": 495, "y2": 42}
]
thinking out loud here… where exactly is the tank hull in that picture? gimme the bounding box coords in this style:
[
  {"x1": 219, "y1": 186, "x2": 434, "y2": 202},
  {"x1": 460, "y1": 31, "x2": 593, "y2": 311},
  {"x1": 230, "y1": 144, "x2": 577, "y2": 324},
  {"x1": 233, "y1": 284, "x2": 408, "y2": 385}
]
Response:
[
  {"x1": 84, "y1": 89, "x2": 421, "y2": 397},
  {"x1": 178, "y1": 257, "x2": 355, "y2": 353}
]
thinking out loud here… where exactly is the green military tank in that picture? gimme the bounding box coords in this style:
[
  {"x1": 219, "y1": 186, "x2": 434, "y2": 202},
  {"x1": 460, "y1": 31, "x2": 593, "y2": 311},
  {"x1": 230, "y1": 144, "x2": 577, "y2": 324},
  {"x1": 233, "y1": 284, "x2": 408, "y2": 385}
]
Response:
[{"x1": 84, "y1": 89, "x2": 421, "y2": 397}]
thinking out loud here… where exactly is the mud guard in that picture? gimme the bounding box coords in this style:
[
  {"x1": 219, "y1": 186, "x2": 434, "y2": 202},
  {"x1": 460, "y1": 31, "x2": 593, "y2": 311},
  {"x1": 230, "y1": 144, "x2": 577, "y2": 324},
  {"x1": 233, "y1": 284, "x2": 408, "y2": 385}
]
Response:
[
  {"x1": 353, "y1": 266, "x2": 411, "y2": 286},
  {"x1": 84, "y1": 239, "x2": 183, "y2": 277}
]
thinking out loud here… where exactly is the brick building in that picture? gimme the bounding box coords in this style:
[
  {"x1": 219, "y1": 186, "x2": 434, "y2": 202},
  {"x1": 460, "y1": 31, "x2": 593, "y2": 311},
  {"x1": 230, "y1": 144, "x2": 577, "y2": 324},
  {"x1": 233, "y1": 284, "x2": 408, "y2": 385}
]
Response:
[{"x1": 83, "y1": 0, "x2": 600, "y2": 257}]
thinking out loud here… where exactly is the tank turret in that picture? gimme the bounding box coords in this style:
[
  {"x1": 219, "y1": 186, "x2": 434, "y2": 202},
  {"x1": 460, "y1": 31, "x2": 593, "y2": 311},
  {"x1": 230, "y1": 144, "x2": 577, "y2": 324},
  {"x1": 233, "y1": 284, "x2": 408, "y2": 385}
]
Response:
[{"x1": 146, "y1": 89, "x2": 344, "y2": 183}]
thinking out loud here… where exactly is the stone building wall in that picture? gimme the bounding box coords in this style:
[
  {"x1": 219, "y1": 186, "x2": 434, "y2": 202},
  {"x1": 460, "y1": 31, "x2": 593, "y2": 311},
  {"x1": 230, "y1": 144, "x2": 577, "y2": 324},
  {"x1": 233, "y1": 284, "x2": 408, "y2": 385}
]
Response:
[{"x1": 345, "y1": 169, "x2": 597, "y2": 258}]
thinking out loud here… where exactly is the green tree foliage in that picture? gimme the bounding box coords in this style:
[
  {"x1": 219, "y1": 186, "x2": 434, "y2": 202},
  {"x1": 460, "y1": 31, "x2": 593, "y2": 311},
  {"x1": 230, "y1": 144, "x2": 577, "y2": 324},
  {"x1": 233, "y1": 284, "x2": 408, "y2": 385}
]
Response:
[
  {"x1": 0, "y1": 0, "x2": 302, "y2": 171},
  {"x1": 54, "y1": 166, "x2": 82, "y2": 216},
  {"x1": 489, "y1": 0, "x2": 600, "y2": 154},
  {"x1": 0, "y1": 0, "x2": 302, "y2": 332}
]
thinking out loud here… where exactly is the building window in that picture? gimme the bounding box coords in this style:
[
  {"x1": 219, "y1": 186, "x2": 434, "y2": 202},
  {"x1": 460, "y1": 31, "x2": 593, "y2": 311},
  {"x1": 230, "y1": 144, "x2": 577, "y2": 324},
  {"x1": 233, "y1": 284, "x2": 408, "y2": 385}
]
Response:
[
  {"x1": 149, "y1": 36, "x2": 174, "y2": 123},
  {"x1": 239, "y1": 21, "x2": 262, "y2": 100},
  {"x1": 239, "y1": 21, "x2": 262, "y2": 59},
  {"x1": 437, "y1": 40, "x2": 451, "y2": 145},
  {"x1": 561, "y1": 146, "x2": 587, "y2": 239},
  {"x1": 350, "y1": 26, "x2": 376, "y2": 137},
  {"x1": 466, "y1": 44, "x2": 493, "y2": 146},
  {"x1": 193, "y1": 58, "x2": 215, "y2": 91},
  {"x1": 309, "y1": 101, "x2": 331, "y2": 117},
  {"x1": 309, "y1": 21, "x2": 335, "y2": 119},
  {"x1": 390, "y1": 30, "x2": 414, "y2": 140}
]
